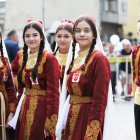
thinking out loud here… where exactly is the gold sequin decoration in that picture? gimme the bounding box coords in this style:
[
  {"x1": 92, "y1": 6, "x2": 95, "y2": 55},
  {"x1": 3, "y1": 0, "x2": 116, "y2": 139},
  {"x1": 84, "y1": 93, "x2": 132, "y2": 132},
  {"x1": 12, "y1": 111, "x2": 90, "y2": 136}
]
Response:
[
  {"x1": 24, "y1": 96, "x2": 38, "y2": 140},
  {"x1": 45, "y1": 114, "x2": 57, "y2": 135},
  {"x1": 85, "y1": 120, "x2": 100, "y2": 140}
]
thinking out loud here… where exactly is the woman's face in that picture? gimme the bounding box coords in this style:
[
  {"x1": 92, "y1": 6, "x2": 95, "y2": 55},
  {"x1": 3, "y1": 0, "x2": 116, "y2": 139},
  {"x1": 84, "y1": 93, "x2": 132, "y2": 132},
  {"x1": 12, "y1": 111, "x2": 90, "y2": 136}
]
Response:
[
  {"x1": 24, "y1": 28, "x2": 42, "y2": 53},
  {"x1": 74, "y1": 21, "x2": 94, "y2": 51},
  {"x1": 55, "y1": 29, "x2": 72, "y2": 54}
]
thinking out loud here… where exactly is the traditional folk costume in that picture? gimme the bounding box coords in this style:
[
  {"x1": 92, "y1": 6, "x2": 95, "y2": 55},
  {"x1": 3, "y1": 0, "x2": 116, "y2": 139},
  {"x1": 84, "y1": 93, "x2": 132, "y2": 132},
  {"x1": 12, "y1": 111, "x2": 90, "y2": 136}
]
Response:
[
  {"x1": 56, "y1": 16, "x2": 114, "y2": 140},
  {"x1": 62, "y1": 49, "x2": 111, "y2": 140},
  {"x1": 11, "y1": 50, "x2": 60, "y2": 140},
  {"x1": 0, "y1": 57, "x2": 17, "y2": 140},
  {"x1": 132, "y1": 46, "x2": 140, "y2": 140}
]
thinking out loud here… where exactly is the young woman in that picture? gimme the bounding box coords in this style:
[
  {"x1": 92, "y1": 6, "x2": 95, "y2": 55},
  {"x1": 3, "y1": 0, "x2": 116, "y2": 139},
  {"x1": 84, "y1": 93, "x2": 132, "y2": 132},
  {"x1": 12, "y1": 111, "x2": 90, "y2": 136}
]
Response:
[
  {"x1": 0, "y1": 31, "x2": 17, "y2": 140},
  {"x1": 56, "y1": 15, "x2": 112, "y2": 140},
  {"x1": 53, "y1": 19, "x2": 73, "y2": 86},
  {"x1": 11, "y1": 20, "x2": 60, "y2": 140}
]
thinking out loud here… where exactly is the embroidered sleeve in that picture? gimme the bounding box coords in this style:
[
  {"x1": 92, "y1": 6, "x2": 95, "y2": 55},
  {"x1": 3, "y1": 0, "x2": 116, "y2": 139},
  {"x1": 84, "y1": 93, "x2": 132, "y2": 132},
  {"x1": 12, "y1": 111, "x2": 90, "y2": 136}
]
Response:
[
  {"x1": 85, "y1": 120, "x2": 100, "y2": 140},
  {"x1": 85, "y1": 53, "x2": 110, "y2": 138},
  {"x1": 45, "y1": 114, "x2": 57, "y2": 135},
  {"x1": 44, "y1": 54, "x2": 60, "y2": 135}
]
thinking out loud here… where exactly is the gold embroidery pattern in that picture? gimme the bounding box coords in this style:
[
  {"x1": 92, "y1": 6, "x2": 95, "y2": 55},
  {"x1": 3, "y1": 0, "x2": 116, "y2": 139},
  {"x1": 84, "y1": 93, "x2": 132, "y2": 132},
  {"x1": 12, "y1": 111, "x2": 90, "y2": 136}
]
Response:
[
  {"x1": 55, "y1": 52, "x2": 67, "y2": 67},
  {"x1": 26, "y1": 52, "x2": 38, "y2": 69},
  {"x1": 19, "y1": 96, "x2": 26, "y2": 121},
  {"x1": 134, "y1": 49, "x2": 140, "y2": 83},
  {"x1": 70, "y1": 95, "x2": 92, "y2": 104},
  {"x1": 18, "y1": 51, "x2": 23, "y2": 66},
  {"x1": 25, "y1": 88, "x2": 46, "y2": 96},
  {"x1": 72, "y1": 82, "x2": 82, "y2": 96},
  {"x1": 24, "y1": 96, "x2": 38, "y2": 140},
  {"x1": 85, "y1": 120, "x2": 100, "y2": 140},
  {"x1": 45, "y1": 114, "x2": 57, "y2": 135},
  {"x1": 9, "y1": 103, "x2": 16, "y2": 112},
  {"x1": 69, "y1": 104, "x2": 80, "y2": 140},
  {"x1": 81, "y1": 51, "x2": 97, "y2": 75},
  {"x1": 38, "y1": 51, "x2": 47, "y2": 73}
]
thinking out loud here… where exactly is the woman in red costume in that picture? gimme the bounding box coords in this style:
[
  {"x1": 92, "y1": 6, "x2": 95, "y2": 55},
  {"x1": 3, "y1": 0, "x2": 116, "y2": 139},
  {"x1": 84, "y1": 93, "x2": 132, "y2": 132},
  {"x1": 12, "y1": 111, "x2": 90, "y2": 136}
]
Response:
[
  {"x1": 0, "y1": 31, "x2": 17, "y2": 140},
  {"x1": 53, "y1": 19, "x2": 73, "y2": 86},
  {"x1": 56, "y1": 15, "x2": 112, "y2": 140},
  {"x1": 11, "y1": 20, "x2": 60, "y2": 140}
]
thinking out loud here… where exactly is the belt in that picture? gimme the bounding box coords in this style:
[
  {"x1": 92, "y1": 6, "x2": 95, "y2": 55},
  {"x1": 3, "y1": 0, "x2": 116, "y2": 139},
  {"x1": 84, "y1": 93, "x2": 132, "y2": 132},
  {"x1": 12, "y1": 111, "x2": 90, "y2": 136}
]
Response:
[
  {"x1": 25, "y1": 88, "x2": 46, "y2": 96},
  {"x1": 70, "y1": 95, "x2": 92, "y2": 104}
]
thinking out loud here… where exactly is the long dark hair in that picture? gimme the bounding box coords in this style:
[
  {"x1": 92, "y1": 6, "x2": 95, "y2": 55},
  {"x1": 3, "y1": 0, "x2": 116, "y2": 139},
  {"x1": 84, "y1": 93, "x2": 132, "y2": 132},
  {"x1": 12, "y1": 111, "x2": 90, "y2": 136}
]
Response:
[
  {"x1": 17, "y1": 23, "x2": 45, "y2": 87},
  {"x1": 67, "y1": 17, "x2": 97, "y2": 74},
  {"x1": 53, "y1": 25, "x2": 73, "y2": 55}
]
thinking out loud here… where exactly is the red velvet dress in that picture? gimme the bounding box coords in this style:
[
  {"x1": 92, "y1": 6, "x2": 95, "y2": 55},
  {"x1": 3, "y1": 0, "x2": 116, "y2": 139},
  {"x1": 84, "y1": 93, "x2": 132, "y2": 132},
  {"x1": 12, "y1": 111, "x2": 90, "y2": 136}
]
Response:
[
  {"x1": 12, "y1": 51, "x2": 60, "y2": 140},
  {"x1": 63, "y1": 50, "x2": 111, "y2": 140},
  {"x1": 0, "y1": 57, "x2": 17, "y2": 138}
]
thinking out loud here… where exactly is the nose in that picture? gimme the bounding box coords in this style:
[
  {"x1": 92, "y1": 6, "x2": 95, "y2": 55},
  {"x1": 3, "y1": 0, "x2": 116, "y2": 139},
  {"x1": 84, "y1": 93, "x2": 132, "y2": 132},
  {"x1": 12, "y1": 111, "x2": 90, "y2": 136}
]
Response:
[
  {"x1": 29, "y1": 35, "x2": 34, "y2": 40},
  {"x1": 79, "y1": 30, "x2": 85, "y2": 36},
  {"x1": 60, "y1": 37, "x2": 65, "y2": 41}
]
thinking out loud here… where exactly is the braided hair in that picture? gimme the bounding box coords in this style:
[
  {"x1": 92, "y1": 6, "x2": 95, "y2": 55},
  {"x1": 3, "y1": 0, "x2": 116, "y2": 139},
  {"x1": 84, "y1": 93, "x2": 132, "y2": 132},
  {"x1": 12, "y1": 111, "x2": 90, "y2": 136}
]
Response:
[
  {"x1": 17, "y1": 23, "x2": 45, "y2": 87},
  {"x1": 53, "y1": 25, "x2": 73, "y2": 56},
  {"x1": 67, "y1": 17, "x2": 97, "y2": 74}
]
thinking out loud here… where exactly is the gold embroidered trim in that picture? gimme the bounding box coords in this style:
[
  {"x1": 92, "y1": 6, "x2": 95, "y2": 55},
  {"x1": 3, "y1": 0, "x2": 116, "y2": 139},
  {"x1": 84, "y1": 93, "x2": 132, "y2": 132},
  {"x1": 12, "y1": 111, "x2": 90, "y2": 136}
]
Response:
[
  {"x1": 55, "y1": 51, "x2": 67, "y2": 67},
  {"x1": 69, "y1": 104, "x2": 80, "y2": 139},
  {"x1": 134, "y1": 49, "x2": 140, "y2": 83},
  {"x1": 24, "y1": 96, "x2": 38, "y2": 140},
  {"x1": 38, "y1": 51, "x2": 47, "y2": 73},
  {"x1": 70, "y1": 95, "x2": 92, "y2": 104},
  {"x1": 72, "y1": 49, "x2": 90, "y2": 71},
  {"x1": 0, "y1": 84, "x2": 5, "y2": 92},
  {"x1": 26, "y1": 52, "x2": 38, "y2": 69},
  {"x1": 25, "y1": 88, "x2": 46, "y2": 96},
  {"x1": 9, "y1": 103, "x2": 16, "y2": 112},
  {"x1": 85, "y1": 120, "x2": 100, "y2": 140},
  {"x1": 72, "y1": 82, "x2": 82, "y2": 96},
  {"x1": 45, "y1": 114, "x2": 57, "y2": 135},
  {"x1": 18, "y1": 51, "x2": 23, "y2": 67}
]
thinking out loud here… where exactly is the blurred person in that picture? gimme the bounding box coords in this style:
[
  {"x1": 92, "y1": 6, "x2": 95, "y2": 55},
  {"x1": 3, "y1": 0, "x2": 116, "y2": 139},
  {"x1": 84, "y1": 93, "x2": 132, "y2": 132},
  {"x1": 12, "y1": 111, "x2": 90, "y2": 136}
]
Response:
[
  {"x1": 11, "y1": 20, "x2": 60, "y2": 140},
  {"x1": 118, "y1": 39, "x2": 132, "y2": 101},
  {"x1": 106, "y1": 43, "x2": 117, "y2": 102},
  {"x1": 132, "y1": 19, "x2": 140, "y2": 140},
  {"x1": 4, "y1": 30, "x2": 19, "y2": 63},
  {"x1": 53, "y1": 19, "x2": 73, "y2": 87},
  {"x1": 0, "y1": 30, "x2": 17, "y2": 140},
  {"x1": 56, "y1": 15, "x2": 113, "y2": 140}
]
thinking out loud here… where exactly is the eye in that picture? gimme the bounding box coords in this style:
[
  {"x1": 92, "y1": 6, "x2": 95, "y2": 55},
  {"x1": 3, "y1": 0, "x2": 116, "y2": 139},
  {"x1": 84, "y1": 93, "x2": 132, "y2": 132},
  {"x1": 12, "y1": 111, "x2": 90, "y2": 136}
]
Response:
[
  {"x1": 56, "y1": 35, "x2": 62, "y2": 38},
  {"x1": 75, "y1": 28, "x2": 81, "y2": 33},
  {"x1": 64, "y1": 35, "x2": 70, "y2": 38},
  {"x1": 84, "y1": 29, "x2": 90, "y2": 33}
]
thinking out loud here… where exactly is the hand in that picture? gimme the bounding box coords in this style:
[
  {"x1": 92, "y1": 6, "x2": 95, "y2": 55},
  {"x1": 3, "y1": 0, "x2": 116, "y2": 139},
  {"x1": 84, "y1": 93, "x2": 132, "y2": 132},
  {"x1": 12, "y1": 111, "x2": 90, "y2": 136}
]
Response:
[
  {"x1": 6, "y1": 112, "x2": 14, "y2": 128},
  {"x1": 44, "y1": 129, "x2": 49, "y2": 138}
]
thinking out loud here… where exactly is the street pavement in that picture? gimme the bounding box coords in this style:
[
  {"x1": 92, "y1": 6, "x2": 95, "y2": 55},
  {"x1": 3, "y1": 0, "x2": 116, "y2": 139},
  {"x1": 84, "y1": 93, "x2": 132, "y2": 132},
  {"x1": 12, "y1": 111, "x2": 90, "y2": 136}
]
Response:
[{"x1": 113, "y1": 96, "x2": 136, "y2": 140}]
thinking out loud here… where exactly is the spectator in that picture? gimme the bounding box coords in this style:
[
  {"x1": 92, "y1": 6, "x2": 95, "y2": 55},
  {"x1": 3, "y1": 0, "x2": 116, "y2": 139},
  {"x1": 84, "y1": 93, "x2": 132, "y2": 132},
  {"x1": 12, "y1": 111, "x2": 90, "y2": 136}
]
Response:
[
  {"x1": 106, "y1": 43, "x2": 117, "y2": 102},
  {"x1": 118, "y1": 39, "x2": 132, "y2": 101},
  {"x1": 4, "y1": 30, "x2": 19, "y2": 63}
]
